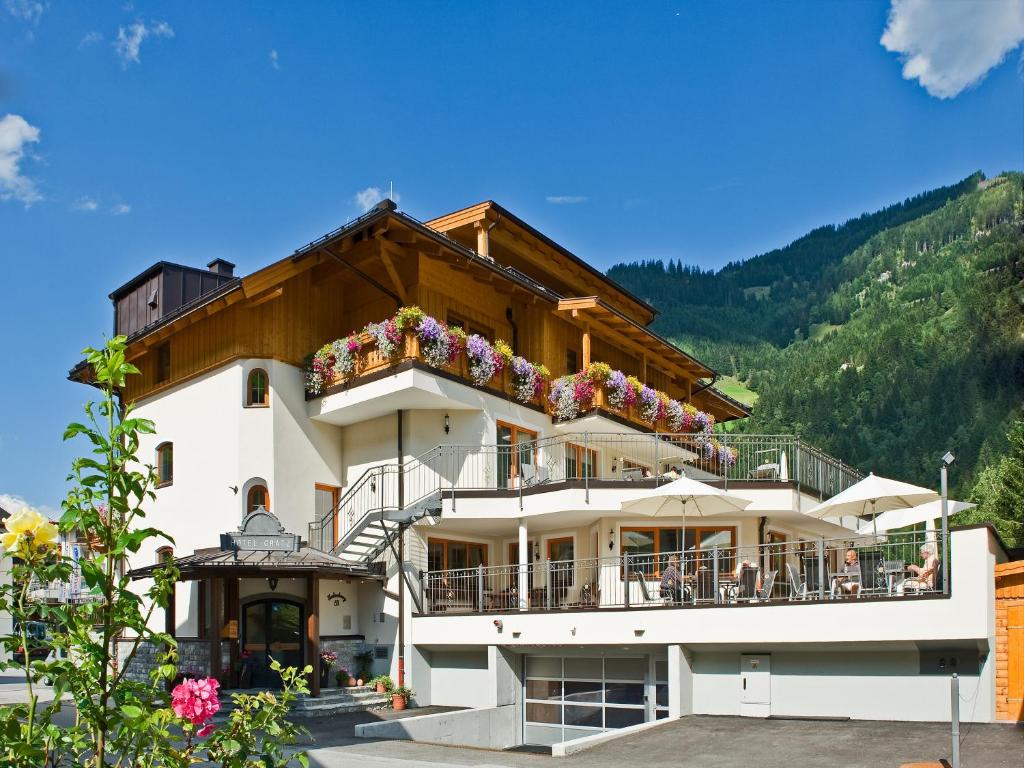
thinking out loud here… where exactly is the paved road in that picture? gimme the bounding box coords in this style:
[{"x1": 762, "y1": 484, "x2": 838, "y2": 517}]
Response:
[{"x1": 300, "y1": 712, "x2": 1024, "y2": 768}]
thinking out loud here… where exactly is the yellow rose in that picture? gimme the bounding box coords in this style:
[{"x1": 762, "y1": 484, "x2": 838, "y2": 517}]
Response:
[
  {"x1": 6, "y1": 508, "x2": 44, "y2": 536},
  {"x1": 1, "y1": 530, "x2": 21, "y2": 552},
  {"x1": 1, "y1": 507, "x2": 58, "y2": 557}
]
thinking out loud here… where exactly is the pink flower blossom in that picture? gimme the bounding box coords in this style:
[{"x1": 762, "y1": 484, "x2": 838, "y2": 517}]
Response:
[
  {"x1": 197, "y1": 723, "x2": 215, "y2": 738},
  {"x1": 171, "y1": 677, "x2": 221, "y2": 726}
]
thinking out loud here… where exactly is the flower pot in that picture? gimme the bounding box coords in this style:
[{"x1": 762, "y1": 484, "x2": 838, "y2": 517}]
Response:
[
  {"x1": 392, "y1": 693, "x2": 407, "y2": 711},
  {"x1": 376, "y1": 682, "x2": 386, "y2": 694},
  {"x1": 356, "y1": 678, "x2": 364, "y2": 686},
  {"x1": 348, "y1": 676, "x2": 357, "y2": 687}
]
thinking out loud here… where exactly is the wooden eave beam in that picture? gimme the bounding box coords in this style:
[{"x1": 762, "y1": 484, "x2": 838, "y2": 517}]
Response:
[{"x1": 376, "y1": 239, "x2": 409, "y2": 303}]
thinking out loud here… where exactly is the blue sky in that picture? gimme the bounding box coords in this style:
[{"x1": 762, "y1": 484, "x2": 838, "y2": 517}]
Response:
[{"x1": 1, "y1": 1, "x2": 1022, "y2": 513}]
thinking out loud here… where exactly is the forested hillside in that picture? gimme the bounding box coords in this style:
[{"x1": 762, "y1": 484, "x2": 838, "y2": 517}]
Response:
[{"x1": 609, "y1": 174, "x2": 1024, "y2": 541}]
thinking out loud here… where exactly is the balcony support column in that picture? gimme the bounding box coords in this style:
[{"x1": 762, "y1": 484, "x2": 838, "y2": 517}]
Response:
[
  {"x1": 667, "y1": 644, "x2": 694, "y2": 718},
  {"x1": 518, "y1": 518, "x2": 529, "y2": 611},
  {"x1": 582, "y1": 324, "x2": 591, "y2": 370}
]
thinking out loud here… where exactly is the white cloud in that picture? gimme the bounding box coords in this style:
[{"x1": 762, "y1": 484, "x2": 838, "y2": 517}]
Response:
[
  {"x1": 0, "y1": 493, "x2": 60, "y2": 520},
  {"x1": 354, "y1": 187, "x2": 379, "y2": 211},
  {"x1": 72, "y1": 196, "x2": 98, "y2": 212},
  {"x1": 881, "y1": 0, "x2": 1024, "y2": 98},
  {"x1": 114, "y1": 19, "x2": 174, "y2": 67},
  {"x1": 0, "y1": 113, "x2": 42, "y2": 206},
  {"x1": 269, "y1": 49, "x2": 280, "y2": 70},
  {"x1": 111, "y1": 202, "x2": 131, "y2": 215},
  {"x1": 4, "y1": 0, "x2": 44, "y2": 24},
  {"x1": 79, "y1": 31, "x2": 103, "y2": 48},
  {"x1": 545, "y1": 195, "x2": 588, "y2": 204}
]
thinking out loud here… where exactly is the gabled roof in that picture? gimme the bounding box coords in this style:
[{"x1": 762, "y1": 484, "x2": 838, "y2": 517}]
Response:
[{"x1": 426, "y1": 200, "x2": 659, "y2": 325}]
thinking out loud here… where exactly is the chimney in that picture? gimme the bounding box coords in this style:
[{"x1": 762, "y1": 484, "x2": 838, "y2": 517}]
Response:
[
  {"x1": 207, "y1": 258, "x2": 236, "y2": 277},
  {"x1": 375, "y1": 199, "x2": 397, "y2": 212}
]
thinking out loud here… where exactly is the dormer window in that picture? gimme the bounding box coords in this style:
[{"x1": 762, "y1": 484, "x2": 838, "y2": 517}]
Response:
[
  {"x1": 246, "y1": 368, "x2": 269, "y2": 407},
  {"x1": 246, "y1": 484, "x2": 269, "y2": 513},
  {"x1": 156, "y1": 442, "x2": 173, "y2": 487}
]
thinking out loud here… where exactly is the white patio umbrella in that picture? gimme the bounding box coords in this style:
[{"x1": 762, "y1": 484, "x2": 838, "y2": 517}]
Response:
[
  {"x1": 856, "y1": 499, "x2": 975, "y2": 536},
  {"x1": 620, "y1": 475, "x2": 752, "y2": 518},
  {"x1": 807, "y1": 472, "x2": 939, "y2": 538},
  {"x1": 620, "y1": 476, "x2": 752, "y2": 563}
]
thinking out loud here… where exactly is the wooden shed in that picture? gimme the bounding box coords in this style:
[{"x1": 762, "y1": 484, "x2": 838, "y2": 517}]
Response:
[{"x1": 995, "y1": 559, "x2": 1024, "y2": 721}]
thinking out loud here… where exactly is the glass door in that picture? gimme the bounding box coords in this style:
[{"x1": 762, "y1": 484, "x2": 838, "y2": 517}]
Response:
[{"x1": 243, "y1": 599, "x2": 304, "y2": 688}]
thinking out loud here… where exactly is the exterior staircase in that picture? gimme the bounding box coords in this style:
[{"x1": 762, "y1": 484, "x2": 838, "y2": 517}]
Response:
[
  {"x1": 332, "y1": 492, "x2": 441, "y2": 566},
  {"x1": 214, "y1": 685, "x2": 391, "y2": 720}
]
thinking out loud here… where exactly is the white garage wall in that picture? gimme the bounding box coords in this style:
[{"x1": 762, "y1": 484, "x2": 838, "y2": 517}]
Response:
[
  {"x1": 429, "y1": 649, "x2": 492, "y2": 708},
  {"x1": 692, "y1": 650, "x2": 993, "y2": 722}
]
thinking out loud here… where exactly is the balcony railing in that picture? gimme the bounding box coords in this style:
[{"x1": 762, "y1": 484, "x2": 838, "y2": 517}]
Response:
[
  {"x1": 307, "y1": 325, "x2": 734, "y2": 435},
  {"x1": 417, "y1": 531, "x2": 947, "y2": 615},
  {"x1": 308, "y1": 432, "x2": 863, "y2": 555}
]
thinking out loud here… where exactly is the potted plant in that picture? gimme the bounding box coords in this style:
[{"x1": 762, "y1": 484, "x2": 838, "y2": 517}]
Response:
[
  {"x1": 370, "y1": 674, "x2": 393, "y2": 694},
  {"x1": 390, "y1": 685, "x2": 413, "y2": 711},
  {"x1": 353, "y1": 649, "x2": 374, "y2": 683},
  {"x1": 335, "y1": 667, "x2": 350, "y2": 687},
  {"x1": 319, "y1": 649, "x2": 338, "y2": 688}
]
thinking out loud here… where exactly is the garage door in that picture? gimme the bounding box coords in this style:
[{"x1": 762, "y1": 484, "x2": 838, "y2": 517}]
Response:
[{"x1": 523, "y1": 655, "x2": 653, "y2": 746}]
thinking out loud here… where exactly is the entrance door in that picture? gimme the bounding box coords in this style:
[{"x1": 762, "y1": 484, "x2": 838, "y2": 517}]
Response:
[
  {"x1": 243, "y1": 599, "x2": 304, "y2": 687},
  {"x1": 740, "y1": 654, "x2": 771, "y2": 717}
]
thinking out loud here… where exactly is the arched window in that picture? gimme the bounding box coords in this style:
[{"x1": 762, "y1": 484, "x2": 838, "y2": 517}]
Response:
[
  {"x1": 246, "y1": 484, "x2": 270, "y2": 513},
  {"x1": 156, "y1": 545, "x2": 174, "y2": 565},
  {"x1": 156, "y1": 442, "x2": 173, "y2": 486},
  {"x1": 246, "y1": 368, "x2": 269, "y2": 407}
]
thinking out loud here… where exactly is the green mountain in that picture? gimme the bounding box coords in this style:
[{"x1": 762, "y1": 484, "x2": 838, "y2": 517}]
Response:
[{"x1": 609, "y1": 173, "x2": 1024, "y2": 534}]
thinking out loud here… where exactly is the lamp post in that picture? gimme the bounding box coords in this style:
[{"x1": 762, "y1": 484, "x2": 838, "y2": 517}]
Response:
[{"x1": 940, "y1": 451, "x2": 954, "y2": 597}]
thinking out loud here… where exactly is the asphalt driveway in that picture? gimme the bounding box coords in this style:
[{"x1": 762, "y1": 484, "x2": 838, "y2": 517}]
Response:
[{"x1": 301, "y1": 712, "x2": 1023, "y2": 768}]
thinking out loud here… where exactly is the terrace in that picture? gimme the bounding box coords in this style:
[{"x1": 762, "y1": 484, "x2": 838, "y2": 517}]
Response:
[
  {"x1": 308, "y1": 431, "x2": 864, "y2": 561},
  {"x1": 416, "y1": 530, "x2": 947, "y2": 616}
]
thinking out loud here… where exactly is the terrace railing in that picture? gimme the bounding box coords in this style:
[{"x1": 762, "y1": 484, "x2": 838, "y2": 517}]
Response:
[
  {"x1": 417, "y1": 531, "x2": 947, "y2": 615},
  {"x1": 308, "y1": 432, "x2": 863, "y2": 556}
]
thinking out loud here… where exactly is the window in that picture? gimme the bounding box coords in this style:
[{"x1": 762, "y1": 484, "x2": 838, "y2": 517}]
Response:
[
  {"x1": 566, "y1": 348, "x2": 578, "y2": 374},
  {"x1": 497, "y1": 422, "x2": 538, "y2": 489},
  {"x1": 447, "y1": 313, "x2": 494, "y2": 340},
  {"x1": 156, "y1": 546, "x2": 173, "y2": 565},
  {"x1": 156, "y1": 343, "x2": 171, "y2": 384},
  {"x1": 547, "y1": 537, "x2": 575, "y2": 593},
  {"x1": 565, "y1": 444, "x2": 597, "y2": 480},
  {"x1": 427, "y1": 537, "x2": 487, "y2": 571},
  {"x1": 156, "y1": 442, "x2": 173, "y2": 486},
  {"x1": 246, "y1": 484, "x2": 270, "y2": 513},
  {"x1": 315, "y1": 484, "x2": 341, "y2": 546},
  {"x1": 246, "y1": 368, "x2": 269, "y2": 407},
  {"x1": 621, "y1": 526, "x2": 736, "y2": 577}
]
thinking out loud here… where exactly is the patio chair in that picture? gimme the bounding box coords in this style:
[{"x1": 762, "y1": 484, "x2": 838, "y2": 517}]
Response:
[
  {"x1": 786, "y1": 563, "x2": 807, "y2": 600},
  {"x1": 757, "y1": 570, "x2": 777, "y2": 601},
  {"x1": 693, "y1": 568, "x2": 716, "y2": 604},
  {"x1": 883, "y1": 560, "x2": 906, "y2": 595},
  {"x1": 858, "y1": 550, "x2": 884, "y2": 594},
  {"x1": 630, "y1": 571, "x2": 662, "y2": 606}
]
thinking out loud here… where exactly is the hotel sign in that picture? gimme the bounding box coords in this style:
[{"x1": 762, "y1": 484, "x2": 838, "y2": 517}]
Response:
[{"x1": 220, "y1": 507, "x2": 301, "y2": 553}]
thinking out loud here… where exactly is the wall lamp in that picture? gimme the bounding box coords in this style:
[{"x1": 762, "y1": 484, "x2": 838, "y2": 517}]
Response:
[
  {"x1": 608, "y1": 528, "x2": 615, "y2": 551},
  {"x1": 267, "y1": 577, "x2": 278, "y2": 591},
  {"x1": 444, "y1": 413, "x2": 450, "y2": 435},
  {"x1": 533, "y1": 543, "x2": 540, "y2": 561}
]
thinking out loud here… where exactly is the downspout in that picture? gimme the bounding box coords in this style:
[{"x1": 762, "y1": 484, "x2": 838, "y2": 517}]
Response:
[
  {"x1": 396, "y1": 409, "x2": 405, "y2": 688},
  {"x1": 691, "y1": 372, "x2": 719, "y2": 398}
]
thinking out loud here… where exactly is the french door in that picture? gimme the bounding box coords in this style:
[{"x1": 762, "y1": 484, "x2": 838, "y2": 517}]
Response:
[{"x1": 243, "y1": 599, "x2": 304, "y2": 688}]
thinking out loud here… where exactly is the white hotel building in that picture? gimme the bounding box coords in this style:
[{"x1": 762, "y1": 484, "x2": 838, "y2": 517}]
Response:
[{"x1": 70, "y1": 199, "x2": 1012, "y2": 748}]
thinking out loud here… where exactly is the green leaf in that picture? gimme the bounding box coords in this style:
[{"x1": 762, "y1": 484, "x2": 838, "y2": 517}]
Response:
[{"x1": 121, "y1": 704, "x2": 143, "y2": 719}]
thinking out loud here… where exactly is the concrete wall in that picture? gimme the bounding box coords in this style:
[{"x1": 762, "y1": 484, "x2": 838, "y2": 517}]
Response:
[
  {"x1": 354, "y1": 705, "x2": 520, "y2": 750},
  {"x1": 427, "y1": 649, "x2": 491, "y2": 708},
  {"x1": 691, "y1": 648, "x2": 993, "y2": 722}
]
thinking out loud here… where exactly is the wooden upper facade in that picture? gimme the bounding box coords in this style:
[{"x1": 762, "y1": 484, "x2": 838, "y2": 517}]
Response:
[{"x1": 74, "y1": 199, "x2": 747, "y2": 422}]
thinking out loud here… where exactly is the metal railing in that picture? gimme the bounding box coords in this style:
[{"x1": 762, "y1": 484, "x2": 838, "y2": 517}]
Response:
[
  {"x1": 418, "y1": 531, "x2": 947, "y2": 615},
  {"x1": 308, "y1": 433, "x2": 863, "y2": 556}
]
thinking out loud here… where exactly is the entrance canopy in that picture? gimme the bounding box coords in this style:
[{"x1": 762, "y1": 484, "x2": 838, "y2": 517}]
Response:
[
  {"x1": 129, "y1": 508, "x2": 381, "y2": 583},
  {"x1": 129, "y1": 544, "x2": 380, "y2": 582}
]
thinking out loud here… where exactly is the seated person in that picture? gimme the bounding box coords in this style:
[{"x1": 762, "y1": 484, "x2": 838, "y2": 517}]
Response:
[
  {"x1": 831, "y1": 549, "x2": 861, "y2": 595},
  {"x1": 659, "y1": 555, "x2": 684, "y2": 604},
  {"x1": 899, "y1": 544, "x2": 939, "y2": 593}
]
